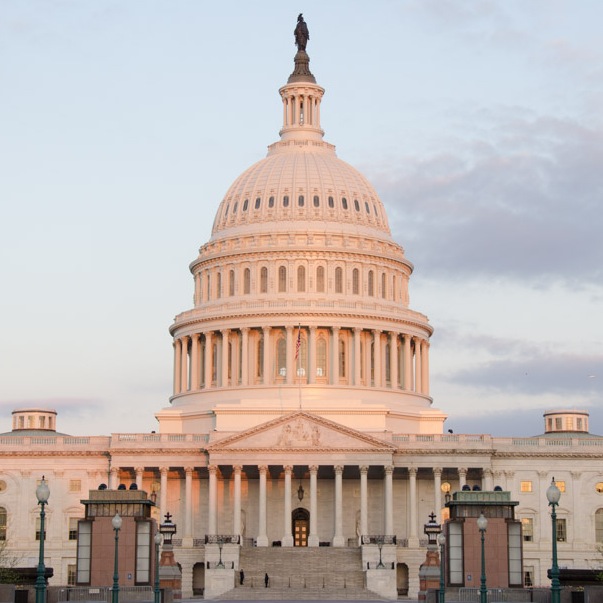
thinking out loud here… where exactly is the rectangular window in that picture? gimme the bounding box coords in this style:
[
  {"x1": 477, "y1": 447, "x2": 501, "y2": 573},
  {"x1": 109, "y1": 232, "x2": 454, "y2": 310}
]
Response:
[
  {"x1": 524, "y1": 566, "x2": 534, "y2": 587},
  {"x1": 69, "y1": 480, "x2": 81, "y2": 493},
  {"x1": 521, "y1": 517, "x2": 533, "y2": 542},
  {"x1": 67, "y1": 564, "x2": 77, "y2": 586},
  {"x1": 520, "y1": 481, "x2": 532, "y2": 493},
  {"x1": 556, "y1": 518, "x2": 567, "y2": 542},
  {"x1": 136, "y1": 521, "x2": 151, "y2": 584},
  {"x1": 508, "y1": 522, "x2": 523, "y2": 587},
  {"x1": 555, "y1": 417, "x2": 562, "y2": 430},
  {"x1": 76, "y1": 521, "x2": 92, "y2": 584},
  {"x1": 577, "y1": 418, "x2": 583, "y2": 430},
  {"x1": 448, "y1": 522, "x2": 464, "y2": 586},
  {"x1": 69, "y1": 517, "x2": 80, "y2": 540},
  {"x1": 35, "y1": 517, "x2": 46, "y2": 541}
]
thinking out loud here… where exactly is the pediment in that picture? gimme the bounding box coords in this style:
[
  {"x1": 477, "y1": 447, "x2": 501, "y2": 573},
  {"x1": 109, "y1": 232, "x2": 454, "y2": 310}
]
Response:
[{"x1": 207, "y1": 412, "x2": 396, "y2": 453}]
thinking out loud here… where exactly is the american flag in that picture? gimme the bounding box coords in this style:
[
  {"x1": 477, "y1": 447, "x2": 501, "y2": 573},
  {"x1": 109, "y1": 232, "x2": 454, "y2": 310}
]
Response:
[{"x1": 295, "y1": 325, "x2": 301, "y2": 360}]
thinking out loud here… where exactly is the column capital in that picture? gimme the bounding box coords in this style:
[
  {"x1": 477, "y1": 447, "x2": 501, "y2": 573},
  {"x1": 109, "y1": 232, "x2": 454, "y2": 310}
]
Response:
[
  {"x1": 110, "y1": 467, "x2": 120, "y2": 475},
  {"x1": 240, "y1": 327, "x2": 249, "y2": 334},
  {"x1": 384, "y1": 465, "x2": 393, "y2": 476},
  {"x1": 433, "y1": 467, "x2": 443, "y2": 476},
  {"x1": 284, "y1": 465, "x2": 293, "y2": 474},
  {"x1": 408, "y1": 467, "x2": 418, "y2": 477},
  {"x1": 309, "y1": 325, "x2": 317, "y2": 333},
  {"x1": 262, "y1": 325, "x2": 271, "y2": 333},
  {"x1": 221, "y1": 328, "x2": 230, "y2": 336},
  {"x1": 233, "y1": 465, "x2": 243, "y2": 474},
  {"x1": 483, "y1": 468, "x2": 493, "y2": 477},
  {"x1": 372, "y1": 328, "x2": 381, "y2": 336},
  {"x1": 353, "y1": 327, "x2": 362, "y2": 334},
  {"x1": 258, "y1": 465, "x2": 268, "y2": 474},
  {"x1": 334, "y1": 465, "x2": 344, "y2": 474},
  {"x1": 457, "y1": 467, "x2": 468, "y2": 476},
  {"x1": 135, "y1": 466, "x2": 145, "y2": 474},
  {"x1": 208, "y1": 465, "x2": 218, "y2": 476},
  {"x1": 309, "y1": 465, "x2": 319, "y2": 474},
  {"x1": 181, "y1": 334, "x2": 190, "y2": 344},
  {"x1": 359, "y1": 465, "x2": 369, "y2": 475},
  {"x1": 184, "y1": 466, "x2": 194, "y2": 475}
]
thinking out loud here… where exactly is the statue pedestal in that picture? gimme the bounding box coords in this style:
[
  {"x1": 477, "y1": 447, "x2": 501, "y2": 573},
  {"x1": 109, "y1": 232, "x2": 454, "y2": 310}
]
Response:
[
  {"x1": 418, "y1": 545, "x2": 441, "y2": 601},
  {"x1": 159, "y1": 544, "x2": 182, "y2": 599}
]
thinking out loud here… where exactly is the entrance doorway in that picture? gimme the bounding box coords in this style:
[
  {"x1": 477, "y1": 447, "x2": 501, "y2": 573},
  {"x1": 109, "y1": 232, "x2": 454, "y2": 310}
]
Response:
[{"x1": 292, "y1": 507, "x2": 309, "y2": 547}]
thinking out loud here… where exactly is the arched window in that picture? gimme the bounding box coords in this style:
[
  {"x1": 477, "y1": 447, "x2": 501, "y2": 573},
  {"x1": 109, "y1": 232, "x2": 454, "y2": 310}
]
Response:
[
  {"x1": 206, "y1": 273, "x2": 211, "y2": 300},
  {"x1": 229, "y1": 270, "x2": 235, "y2": 296},
  {"x1": 339, "y1": 339, "x2": 346, "y2": 378},
  {"x1": 352, "y1": 268, "x2": 359, "y2": 295},
  {"x1": 328, "y1": 196, "x2": 334, "y2": 208},
  {"x1": 316, "y1": 338, "x2": 327, "y2": 377},
  {"x1": 368, "y1": 270, "x2": 374, "y2": 296},
  {"x1": 342, "y1": 197, "x2": 348, "y2": 210},
  {"x1": 278, "y1": 266, "x2": 287, "y2": 292},
  {"x1": 277, "y1": 337, "x2": 287, "y2": 377},
  {"x1": 260, "y1": 267, "x2": 268, "y2": 293},
  {"x1": 298, "y1": 195, "x2": 304, "y2": 207},
  {"x1": 297, "y1": 266, "x2": 306, "y2": 292},
  {"x1": 381, "y1": 273, "x2": 386, "y2": 299},
  {"x1": 243, "y1": 268, "x2": 251, "y2": 294},
  {"x1": 313, "y1": 195, "x2": 320, "y2": 207},
  {"x1": 354, "y1": 199, "x2": 360, "y2": 212},
  {"x1": 233, "y1": 201, "x2": 238, "y2": 214},
  {"x1": 316, "y1": 266, "x2": 325, "y2": 293},
  {"x1": 268, "y1": 196, "x2": 275, "y2": 208},
  {"x1": 242, "y1": 199, "x2": 249, "y2": 212},
  {"x1": 283, "y1": 195, "x2": 290, "y2": 207},
  {"x1": 216, "y1": 272, "x2": 222, "y2": 299},
  {"x1": 596, "y1": 509, "x2": 603, "y2": 543},
  {"x1": 255, "y1": 197, "x2": 261, "y2": 209},
  {"x1": 335, "y1": 267, "x2": 343, "y2": 293},
  {"x1": 0, "y1": 507, "x2": 6, "y2": 541}
]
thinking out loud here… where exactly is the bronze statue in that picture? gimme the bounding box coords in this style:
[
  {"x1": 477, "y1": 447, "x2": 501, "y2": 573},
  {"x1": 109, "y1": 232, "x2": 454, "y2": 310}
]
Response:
[{"x1": 294, "y1": 13, "x2": 309, "y2": 51}]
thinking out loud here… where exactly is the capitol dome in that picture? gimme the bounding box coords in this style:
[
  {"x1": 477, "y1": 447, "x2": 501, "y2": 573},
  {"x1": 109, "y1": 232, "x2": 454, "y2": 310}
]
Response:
[{"x1": 158, "y1": 42, "x2": 445, "y2": 435}]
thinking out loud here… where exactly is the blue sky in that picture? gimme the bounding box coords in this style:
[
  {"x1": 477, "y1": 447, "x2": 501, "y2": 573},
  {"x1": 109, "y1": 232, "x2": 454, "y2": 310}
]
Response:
[{"x1": 1, "y1": 1, "x2": 601, "y2": 436}]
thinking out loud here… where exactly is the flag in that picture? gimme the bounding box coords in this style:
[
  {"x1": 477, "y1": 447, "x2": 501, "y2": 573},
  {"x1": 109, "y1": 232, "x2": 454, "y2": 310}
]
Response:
[{"x1": 295, "y1": 325, "x2": 301, "y2": 360}]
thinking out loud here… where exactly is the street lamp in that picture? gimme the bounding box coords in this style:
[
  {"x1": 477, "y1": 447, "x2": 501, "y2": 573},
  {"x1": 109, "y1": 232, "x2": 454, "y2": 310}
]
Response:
[
  {"x1": 111, "y1": 513, "x2": 123, "y2": 603},
  {"x1": 546, "y1": 477, "x2": 561, "y2": 603},
  {"x1": 35, "y1": 476, "x2": 50, "y2": 603},
  {"x1": 437, "y1": 532, "x2": 446, "y2": 603},
  {"x1": 477, "y1": 512, "x2": 488, "y2": 603},
  {"x1": 216, "y1": 536, "x2": 225, "y2": 568},
  {"x1": 154, "y1": 532, "x2": 162, "y2": 603}
]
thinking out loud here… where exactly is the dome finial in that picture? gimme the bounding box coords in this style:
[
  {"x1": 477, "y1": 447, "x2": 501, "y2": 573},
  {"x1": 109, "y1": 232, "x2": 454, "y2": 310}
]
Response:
[{"x1": 289, "y1": 14, "x2": 315, "y2": 83}]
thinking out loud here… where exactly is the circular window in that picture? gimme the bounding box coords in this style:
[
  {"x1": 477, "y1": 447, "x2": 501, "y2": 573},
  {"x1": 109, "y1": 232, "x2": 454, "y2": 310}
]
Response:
[
  {"x1": 595, "y1": 482, "x2": 603, "y2": 493},
  {"x1": 0, "y1": 480, "x2": 7, "y2": 493}
]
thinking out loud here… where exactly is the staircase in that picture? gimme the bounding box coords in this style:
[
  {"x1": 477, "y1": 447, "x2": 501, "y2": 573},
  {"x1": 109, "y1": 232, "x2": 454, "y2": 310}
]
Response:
[{"x1": 216, "y1": 547, "x2": 388, "y2": 600}]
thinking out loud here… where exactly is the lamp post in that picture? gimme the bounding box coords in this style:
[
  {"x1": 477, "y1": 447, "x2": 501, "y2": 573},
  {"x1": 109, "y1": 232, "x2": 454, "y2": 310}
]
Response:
[
  {"x1": 477, "y1": 512, "x2": 488, "y2": 603},
  {"x1": 376, "y1": 535, "x2": 385, "y2": 569},
  {"x1": 154, "y1": 532, "x2": 162, "y2": 603},
  {"x1": 111, "y1": 513, "x2": 123, "y2": 603},
  {"x1": 437, "y1": 532, "x2": 446, "y2": 603},
  {"x1": 216, "y1": 536, "x2": 225, "y2": 568},
  {"x1": 35, "y1": 476, "x2": 50, "y2": 603},
  {"x1": 546, "y1": 478, "x2": 561, "y2": 603}
]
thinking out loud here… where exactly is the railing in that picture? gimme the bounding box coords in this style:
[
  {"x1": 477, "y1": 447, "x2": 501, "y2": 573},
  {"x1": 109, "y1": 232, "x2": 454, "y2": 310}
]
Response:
[
  {"x1": 57, "y1": 586, "x2": 154, "y2": 602},
  {"x1": 361, "y1": 535, "x2": 397, "y2": 545},
  {"x1": 205, "y1": 534, "x2": 240, "y2": 544},
  {"x1": 456, "y1": 587, "x2": 550, "y2": 602},
  {"x1": 111, "y1": 433, "x2": 208, "y2": 447},
  {"x1": 0, "y1": 435, "x2": 110, "y2": 450}
]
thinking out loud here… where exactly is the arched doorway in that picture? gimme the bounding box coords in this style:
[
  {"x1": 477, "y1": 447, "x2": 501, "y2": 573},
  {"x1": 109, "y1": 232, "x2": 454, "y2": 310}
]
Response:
[
  {"x1": 396, "y1": 562, "x2": 409, "y2": 596},
  {"x1": 192, "y1": 562, "x2": 205, "y2": 596},
  {"x1": 292, "y1": 507, "x2": 309, "y2": 547}
]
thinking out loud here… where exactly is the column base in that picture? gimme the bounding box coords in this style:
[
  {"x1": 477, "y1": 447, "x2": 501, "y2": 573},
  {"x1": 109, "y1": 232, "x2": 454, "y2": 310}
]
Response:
[
  {"x1": 332, "y1": 536, "x2": 345, "y2": 547},
  {"x1": 308, "y1": 534, "x2": 319, "y2": 547},
  {"x1": 256, "y1": 535, "x2": 268, "y2": 547},
  {"x1": 281, "y1": 535, "x2": 294, "y2": 547}
]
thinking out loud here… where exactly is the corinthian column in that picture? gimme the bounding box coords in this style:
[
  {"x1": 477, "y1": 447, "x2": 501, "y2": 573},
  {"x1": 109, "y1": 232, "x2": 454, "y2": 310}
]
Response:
[
  {"x1": 333, "y1": 465, "x2": 344, "y2": 546},
  {"x1": 384, "y1": 465, "x2": 393, "y2": 535},
  {"x1": 414, "y1": 338, "x2": 422, "y2": 394},
  {"x1": 308, "y1": 465, "x2": 319, "y2": 547},
  {"x1": 282, "y1": 466, "x2": 293, "y2": 546},
  {"x1": 190, "y1": 333, "x2": 200, "y2": 390},
  {"x1": 257, "y1": 465, "x2": 268, "y2": 546}
]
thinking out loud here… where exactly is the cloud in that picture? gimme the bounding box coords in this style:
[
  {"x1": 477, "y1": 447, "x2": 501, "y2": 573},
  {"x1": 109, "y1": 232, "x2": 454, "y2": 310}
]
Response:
[{"x1": 374, "y1": 114, "x2": 603, "y2": 286}]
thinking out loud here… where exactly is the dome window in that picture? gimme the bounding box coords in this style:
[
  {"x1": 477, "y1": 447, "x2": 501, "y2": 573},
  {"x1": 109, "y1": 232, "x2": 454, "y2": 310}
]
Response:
[
  {"x1": 341, "y1": 197, "x2": 348, "y2": 210},
  {"x1": 224, "y1": 203, "x2": 230, "y2": 217},
  {"x1": 365, "y1": 201, "x2": 370, "y2": 213},
  {"x1": 373, "y1": 203, "x2": 379, "y2": 216},
  {"x1": 328, "y1": 196, "x2": 334, "y2": 208},
  {"x1": 313, "y1": 195, "x2": 320, "y2": 207},
  {"x1": 255, "y1": 197, "x2": 261, "y2": 209},
  {"x1": 233, "y1": 201, "x2": 239, "y2": 214},
  {"x1": 269, "y1": 196, "x2": 275, "y2": 208},
  {"x1": 243, "y1": 199, "x2": 249, "y2": 212},
  {"x1": 354, "y1": 199, "x2": 360, "y2": 212},
  {"x1": 298, "y1": 195, "x2": 304, "y2": 207},
  {"x1": 283, "y1": 195, "x2": 290, "y2": 207}
]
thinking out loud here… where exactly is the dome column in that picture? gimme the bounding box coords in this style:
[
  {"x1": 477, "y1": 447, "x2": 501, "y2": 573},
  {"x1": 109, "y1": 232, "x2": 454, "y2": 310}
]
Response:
[
  {"x1": 308, "y1": 326, "x2": 317, "y2": 384},
  {"x1": 190, "y1": 333, "x2": 200, "y2": 390},
  {"x1": 241, "y1": 328, "x2": 249, "y2": 386},
  {"x1": 414, "y1": 338, "x2": 423, "y2": 394},
  {"x1": 389, "y1": 332, "x2": 399, "y2": 389},
  {"x1": 403, "y1": 334, "x2": 412, "y2": 390},
  {"x1": 180, "y1": 335, "x2": 189, "y2": 392},
  {"x1": 204, "y1": 331, "x2": 213, "y2": 388},
  {"x1": 353, "y1": 328, "x2": 362, "y2": 386},
  {"x1": 221, "y1": 329, "x2": 230, "y2": 387},
  {"x1": 262, "y1": 327, "x2": 271, "y2": 385},
  {"x1": 373, "y1": 330, "x2": 382, "y2": 387},
  {"x1": 173, "y1": 339, "x2": 182, "y2": 395},
  {"x1": 330, "y1": 327, "x2": 340, "y2": 385}
]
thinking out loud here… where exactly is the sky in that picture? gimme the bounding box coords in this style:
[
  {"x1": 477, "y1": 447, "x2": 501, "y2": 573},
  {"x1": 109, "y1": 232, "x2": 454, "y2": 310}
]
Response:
[{"x1": 1, "y1": 1, "x2": 601, "y2": 437}]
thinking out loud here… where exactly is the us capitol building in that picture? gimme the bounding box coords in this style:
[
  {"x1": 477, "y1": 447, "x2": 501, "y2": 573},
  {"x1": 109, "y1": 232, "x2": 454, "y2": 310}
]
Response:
[{"x1": 1, "y1": 19, "x2": 602, "y2": 600}]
